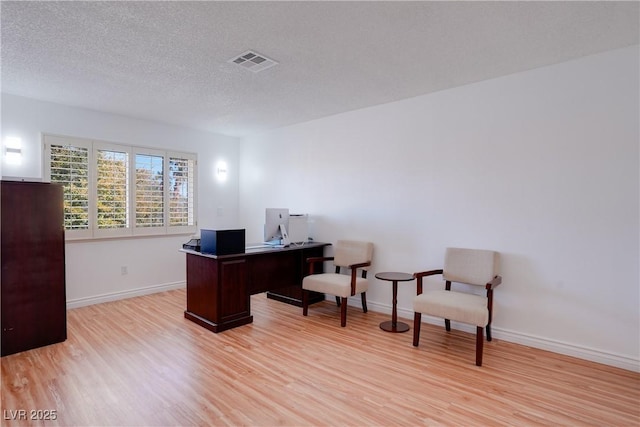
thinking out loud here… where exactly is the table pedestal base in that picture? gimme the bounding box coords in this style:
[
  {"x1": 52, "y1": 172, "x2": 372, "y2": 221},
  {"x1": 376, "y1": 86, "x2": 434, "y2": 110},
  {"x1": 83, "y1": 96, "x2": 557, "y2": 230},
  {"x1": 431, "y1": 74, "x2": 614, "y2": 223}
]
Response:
[{"x1": 379, "y1": 320, "x2": 410, "y2": 333}]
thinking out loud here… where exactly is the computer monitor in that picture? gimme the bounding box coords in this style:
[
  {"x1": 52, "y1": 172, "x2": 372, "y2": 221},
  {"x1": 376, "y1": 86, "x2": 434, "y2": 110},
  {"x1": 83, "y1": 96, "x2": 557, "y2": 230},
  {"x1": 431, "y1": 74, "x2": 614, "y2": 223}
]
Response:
[{"x1": 264, "y1": 208, "x2": 289, "y2": 244}]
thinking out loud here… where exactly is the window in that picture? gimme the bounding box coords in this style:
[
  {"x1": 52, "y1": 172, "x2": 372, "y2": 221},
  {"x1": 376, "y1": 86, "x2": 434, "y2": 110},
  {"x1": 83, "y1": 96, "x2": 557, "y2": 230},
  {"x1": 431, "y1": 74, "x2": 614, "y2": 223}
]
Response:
[{"x1": 44, "y1": 134, "x2": 197, "y2": 240}]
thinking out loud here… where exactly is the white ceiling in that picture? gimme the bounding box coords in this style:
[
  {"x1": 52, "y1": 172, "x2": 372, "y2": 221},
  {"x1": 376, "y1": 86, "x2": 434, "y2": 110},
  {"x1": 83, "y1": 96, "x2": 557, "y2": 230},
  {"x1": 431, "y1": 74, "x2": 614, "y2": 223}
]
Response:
[{"x1": 1, "y1": 1, "x2": 638, "y2": 138}]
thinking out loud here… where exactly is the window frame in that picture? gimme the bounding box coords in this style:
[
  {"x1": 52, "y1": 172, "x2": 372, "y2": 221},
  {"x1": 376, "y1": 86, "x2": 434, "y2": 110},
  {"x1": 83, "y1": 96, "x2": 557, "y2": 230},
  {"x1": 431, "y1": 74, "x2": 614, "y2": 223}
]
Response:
[{"x1": 43, "y1": 133, "x2": 198, "y2": 240}]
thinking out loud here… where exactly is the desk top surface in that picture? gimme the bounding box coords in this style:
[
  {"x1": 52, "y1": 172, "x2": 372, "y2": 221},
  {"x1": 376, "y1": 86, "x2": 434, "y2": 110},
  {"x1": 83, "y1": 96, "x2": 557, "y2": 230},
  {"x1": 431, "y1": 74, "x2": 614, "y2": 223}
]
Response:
[{"x1": 180, "y1": 241, "x2": 330, "y2": 259}]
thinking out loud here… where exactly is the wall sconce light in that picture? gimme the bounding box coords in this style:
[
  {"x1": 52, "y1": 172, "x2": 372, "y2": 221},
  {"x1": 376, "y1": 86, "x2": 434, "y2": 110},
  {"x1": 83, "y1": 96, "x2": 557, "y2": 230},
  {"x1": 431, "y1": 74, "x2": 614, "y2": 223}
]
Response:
[
  {"x1": 216, "y1": 160, "x2": 228, "y2": 182},
  {"x1": 4, "y1": 137, "x2": 22, "y2": 165}
]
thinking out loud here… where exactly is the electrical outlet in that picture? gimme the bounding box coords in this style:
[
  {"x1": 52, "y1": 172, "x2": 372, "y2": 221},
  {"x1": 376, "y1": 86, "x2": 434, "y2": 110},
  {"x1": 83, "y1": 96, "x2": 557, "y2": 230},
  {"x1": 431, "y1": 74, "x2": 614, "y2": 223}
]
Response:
[{"x1": 121, "y1": 266, "x2": 128, "y2": 275}]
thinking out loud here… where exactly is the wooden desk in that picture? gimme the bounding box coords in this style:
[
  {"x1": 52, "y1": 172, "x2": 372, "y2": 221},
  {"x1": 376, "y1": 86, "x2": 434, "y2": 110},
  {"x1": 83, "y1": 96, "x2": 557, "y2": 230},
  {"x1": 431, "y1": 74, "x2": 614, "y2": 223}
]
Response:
[{"x1": 182, "y1": 242, "x2": 329, "y2": 333}]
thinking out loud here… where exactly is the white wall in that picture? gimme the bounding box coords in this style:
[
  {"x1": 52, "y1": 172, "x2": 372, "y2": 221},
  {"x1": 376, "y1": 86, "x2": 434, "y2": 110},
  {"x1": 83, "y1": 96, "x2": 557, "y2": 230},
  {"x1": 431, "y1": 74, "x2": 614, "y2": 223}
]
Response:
[
  {"x1": 1, "y1": 94, "x2": 241, "y2": 306},
  {"x1": 239, "y1": 46, "x2": 640, "y2": 371}
]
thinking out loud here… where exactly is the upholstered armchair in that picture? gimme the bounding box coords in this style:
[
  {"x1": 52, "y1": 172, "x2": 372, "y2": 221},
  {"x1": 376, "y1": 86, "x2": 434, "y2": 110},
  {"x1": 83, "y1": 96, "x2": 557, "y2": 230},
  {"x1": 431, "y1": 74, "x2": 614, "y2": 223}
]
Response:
[
  {"x1": 302, "y1": 240, "x2": 374, "y2": 327},
  {"x1": 413, "y1": 247, "x2": 501, "y2": 366}
]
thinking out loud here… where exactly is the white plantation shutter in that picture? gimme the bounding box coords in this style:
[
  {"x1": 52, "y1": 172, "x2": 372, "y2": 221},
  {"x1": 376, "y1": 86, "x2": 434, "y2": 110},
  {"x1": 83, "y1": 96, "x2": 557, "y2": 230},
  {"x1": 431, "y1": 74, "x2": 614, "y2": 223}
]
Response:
[
  {"x1": 51, "y1": 145, "x2": 90, "y2": 230},
  {"x1": 44, "y1": 135, "x2": 92, "y2": 239},
  {"x1": 168, "y1": 155, "x2": 196, "y2": 230},
  {"x1": 94, "y1": 143, "x2": 130, "y2": 237},
  {"x1": 135, "y1": 152, "x2": 165, "y2": 231}
]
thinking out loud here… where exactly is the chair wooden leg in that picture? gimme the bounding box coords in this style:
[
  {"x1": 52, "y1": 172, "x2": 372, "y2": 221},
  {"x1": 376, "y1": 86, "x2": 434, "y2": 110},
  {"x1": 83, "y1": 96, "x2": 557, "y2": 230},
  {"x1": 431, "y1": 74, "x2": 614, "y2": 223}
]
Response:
[
  {"x1": 486, "y1": 324, "x2": 492, "y2": 341},
  {"x1": 445, "y1": 319, "x2": 451, "y2": 331},
  {"x1": 340, "y1": 297, "x2": 347, "y2": 327},
  {"x1": 413, "y1": 313, "x2": 421, "y2": 346},
  {"x1": 476, "y1": 326, "x2": 484, "y2": 366},
  {"x1": 302, "y1": 289, "x2": 309, "y2": 316},
  {"x1": 361, "y1": 292, "x2": 368, "y2": 313},
  {"x1": 335, "y1": 296, "x2": 341, "y2": 307}
]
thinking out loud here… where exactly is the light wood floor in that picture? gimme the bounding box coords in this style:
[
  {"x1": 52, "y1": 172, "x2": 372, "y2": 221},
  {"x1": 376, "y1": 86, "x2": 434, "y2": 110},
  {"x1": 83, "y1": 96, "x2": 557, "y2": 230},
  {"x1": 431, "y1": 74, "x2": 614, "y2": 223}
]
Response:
[{"x1": 2, "y1": 289, "x2": 639, "y2": 426}]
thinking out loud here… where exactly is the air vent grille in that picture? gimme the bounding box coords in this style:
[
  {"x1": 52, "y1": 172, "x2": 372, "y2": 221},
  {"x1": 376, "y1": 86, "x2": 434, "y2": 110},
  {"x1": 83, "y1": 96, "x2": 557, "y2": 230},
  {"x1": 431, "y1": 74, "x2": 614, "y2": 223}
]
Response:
[{"x1": 228, "y1": 50, "x2": 278, "y2": 73}]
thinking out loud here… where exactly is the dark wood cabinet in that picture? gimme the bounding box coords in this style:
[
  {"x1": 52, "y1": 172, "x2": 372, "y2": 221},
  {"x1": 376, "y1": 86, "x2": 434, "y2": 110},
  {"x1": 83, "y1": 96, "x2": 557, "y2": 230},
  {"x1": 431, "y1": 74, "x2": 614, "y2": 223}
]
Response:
[{"x1": 1, "y1": 181, "x2": 67, "y2": 356}]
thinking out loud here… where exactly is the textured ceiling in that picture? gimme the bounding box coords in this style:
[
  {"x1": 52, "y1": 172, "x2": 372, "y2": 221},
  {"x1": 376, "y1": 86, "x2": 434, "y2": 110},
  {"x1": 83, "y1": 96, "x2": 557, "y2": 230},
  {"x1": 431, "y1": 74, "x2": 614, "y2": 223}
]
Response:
[{"x1": 1, "y1": 1, "x2": 638, "y2": 138}]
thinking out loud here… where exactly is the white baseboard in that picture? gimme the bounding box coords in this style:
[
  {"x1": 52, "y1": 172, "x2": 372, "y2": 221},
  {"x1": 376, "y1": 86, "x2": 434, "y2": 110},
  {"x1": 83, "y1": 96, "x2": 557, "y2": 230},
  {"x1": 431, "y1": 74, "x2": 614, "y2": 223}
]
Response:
[
  {"x1": 354, "y1": 298, "x2": 640, "y2": 373},
  {"x1": 66, "y1": 281, "x2": 185, "y2": 309},
  {"x1": 488, "y1": 327, "x2": 639, "y2": 373}
]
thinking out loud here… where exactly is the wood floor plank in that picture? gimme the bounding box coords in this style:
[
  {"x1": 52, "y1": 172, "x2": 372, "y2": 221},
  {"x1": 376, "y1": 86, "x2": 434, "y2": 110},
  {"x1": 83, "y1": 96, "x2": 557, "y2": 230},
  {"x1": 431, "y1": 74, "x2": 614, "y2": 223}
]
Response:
[{"x1": 1, "y1": 289, "x2": 639, "y2": 426}]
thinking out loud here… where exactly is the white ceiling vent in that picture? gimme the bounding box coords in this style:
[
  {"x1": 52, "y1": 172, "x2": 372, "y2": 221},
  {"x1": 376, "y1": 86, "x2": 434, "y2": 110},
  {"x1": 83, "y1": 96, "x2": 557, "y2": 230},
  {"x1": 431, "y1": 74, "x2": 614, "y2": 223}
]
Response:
[{"x1": 228, "y1": 50, "x2": 278, "y2": 73}]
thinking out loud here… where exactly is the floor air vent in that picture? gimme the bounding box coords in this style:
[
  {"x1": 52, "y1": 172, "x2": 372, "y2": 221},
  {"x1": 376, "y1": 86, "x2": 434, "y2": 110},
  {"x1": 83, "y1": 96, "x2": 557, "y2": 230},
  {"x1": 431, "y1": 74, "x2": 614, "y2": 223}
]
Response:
[{"x1": 228, "y1": 50, "x2": 278, "y2": 73}]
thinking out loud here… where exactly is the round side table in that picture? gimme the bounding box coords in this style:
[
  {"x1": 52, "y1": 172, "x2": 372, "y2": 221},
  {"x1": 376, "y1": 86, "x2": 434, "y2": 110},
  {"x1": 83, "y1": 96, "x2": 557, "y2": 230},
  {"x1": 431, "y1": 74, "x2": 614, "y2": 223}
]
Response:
[{"x1": 375, "y1": 271, "x2": 414, "y2": 333}]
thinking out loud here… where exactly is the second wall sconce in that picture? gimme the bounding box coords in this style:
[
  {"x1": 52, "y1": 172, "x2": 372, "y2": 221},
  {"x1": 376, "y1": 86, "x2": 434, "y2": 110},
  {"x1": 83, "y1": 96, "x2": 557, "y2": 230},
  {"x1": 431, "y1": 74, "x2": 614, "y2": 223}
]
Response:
[{"x1": 216, "y1": 160, "x2": 228, "y2": 182}]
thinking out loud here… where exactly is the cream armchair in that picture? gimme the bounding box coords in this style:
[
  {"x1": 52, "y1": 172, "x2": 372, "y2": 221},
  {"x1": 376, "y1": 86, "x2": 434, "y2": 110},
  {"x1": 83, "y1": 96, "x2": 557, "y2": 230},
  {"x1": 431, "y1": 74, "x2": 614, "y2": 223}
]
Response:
[
  {"x1": 413, "y1": 248, "x2": 502, "y2": 366},
  {"x1": 302, "y1": 240, "x2": 374, "y2": 327}
]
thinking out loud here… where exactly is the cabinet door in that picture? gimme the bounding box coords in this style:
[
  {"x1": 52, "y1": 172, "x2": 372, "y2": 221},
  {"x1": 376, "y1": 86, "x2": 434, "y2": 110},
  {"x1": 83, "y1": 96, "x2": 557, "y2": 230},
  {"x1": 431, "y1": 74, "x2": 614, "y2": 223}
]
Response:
[
  {"x1": 186, "y1": 253, "x2": 219, "y2": 322},
  {"x1": 219, "y1": 259, "x2": 250, "y2": 322},
  {"x1": 1, "y1": 181, "x2": 67, "y2": 356}
]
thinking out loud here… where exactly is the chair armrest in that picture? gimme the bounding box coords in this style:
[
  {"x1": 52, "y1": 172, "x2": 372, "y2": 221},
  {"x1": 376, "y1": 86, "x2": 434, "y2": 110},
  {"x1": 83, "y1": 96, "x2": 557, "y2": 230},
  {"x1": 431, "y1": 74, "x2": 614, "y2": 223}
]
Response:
[
  {"x1": 413, "y1": 269, "x2": 444, "y2": 295},
  {"x1": 348, "y1": 261, "x2": 372, "y2": 295},
  {"x1": 486, "y1": 275, "x2": 502, "y2": 290},
  {"x1": 306, "y1": 256, "x2": 334, "y2": 275},
  {"x1": 348, "y1": 261, "x2": 371, "y2": 270},
  {"x1": 413, "y1": 269, "x2": 444, "y2": 279}
]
